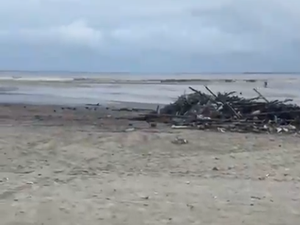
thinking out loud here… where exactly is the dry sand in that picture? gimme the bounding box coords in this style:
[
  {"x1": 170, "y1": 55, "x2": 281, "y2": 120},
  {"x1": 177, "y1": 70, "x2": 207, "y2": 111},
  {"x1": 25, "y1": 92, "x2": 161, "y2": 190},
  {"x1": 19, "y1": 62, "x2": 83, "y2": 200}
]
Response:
[{"x1": 0, "y1": 104, "x2": 300, "y2": 225}]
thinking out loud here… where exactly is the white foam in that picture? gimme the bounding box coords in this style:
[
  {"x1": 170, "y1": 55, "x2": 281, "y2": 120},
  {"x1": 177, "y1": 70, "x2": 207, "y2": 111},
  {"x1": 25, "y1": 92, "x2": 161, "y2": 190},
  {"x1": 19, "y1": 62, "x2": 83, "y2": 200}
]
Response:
[{"x1": 0, "y1": 76, "x2": 73, "y2": 81}]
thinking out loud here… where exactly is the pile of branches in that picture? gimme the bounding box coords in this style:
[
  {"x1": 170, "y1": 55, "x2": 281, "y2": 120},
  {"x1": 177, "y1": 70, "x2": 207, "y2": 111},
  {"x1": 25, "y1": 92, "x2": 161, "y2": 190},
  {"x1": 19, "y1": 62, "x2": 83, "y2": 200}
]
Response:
[{"x1": 137, "y1": 86, "x2": 300, "y2": 134}]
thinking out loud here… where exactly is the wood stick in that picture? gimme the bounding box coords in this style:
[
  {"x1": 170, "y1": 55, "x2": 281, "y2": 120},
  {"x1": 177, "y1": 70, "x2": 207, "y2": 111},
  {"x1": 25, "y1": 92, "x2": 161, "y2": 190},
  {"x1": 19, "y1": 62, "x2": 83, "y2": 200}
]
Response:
[
  {"x1": 204, "y1": 86, "x2": 242, "y2": 118},
  {"x1": 253, "y1": 88, "x2": 269, "y2": 103}
]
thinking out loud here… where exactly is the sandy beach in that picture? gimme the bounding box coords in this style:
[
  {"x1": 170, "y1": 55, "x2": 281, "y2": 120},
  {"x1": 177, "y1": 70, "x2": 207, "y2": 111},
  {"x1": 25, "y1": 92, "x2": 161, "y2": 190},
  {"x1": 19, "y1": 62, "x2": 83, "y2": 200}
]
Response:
[{"x1": 1, "y1": 74, "x2": 300, "y2": 224}]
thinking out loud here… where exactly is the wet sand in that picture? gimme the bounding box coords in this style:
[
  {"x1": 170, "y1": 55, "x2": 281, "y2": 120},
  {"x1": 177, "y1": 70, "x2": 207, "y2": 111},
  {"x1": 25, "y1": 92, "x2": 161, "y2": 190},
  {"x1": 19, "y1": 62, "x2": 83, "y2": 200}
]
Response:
[{"x1": 0, "y1": 103, "x2": 300, "y2": 224}]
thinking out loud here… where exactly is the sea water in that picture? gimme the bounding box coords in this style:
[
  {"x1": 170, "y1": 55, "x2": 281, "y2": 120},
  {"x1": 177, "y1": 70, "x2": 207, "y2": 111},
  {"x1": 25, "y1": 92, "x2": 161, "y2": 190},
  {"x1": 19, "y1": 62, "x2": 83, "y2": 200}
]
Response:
[{"x1": 0, "y1": 72, "x2": 299, "y2": 105}]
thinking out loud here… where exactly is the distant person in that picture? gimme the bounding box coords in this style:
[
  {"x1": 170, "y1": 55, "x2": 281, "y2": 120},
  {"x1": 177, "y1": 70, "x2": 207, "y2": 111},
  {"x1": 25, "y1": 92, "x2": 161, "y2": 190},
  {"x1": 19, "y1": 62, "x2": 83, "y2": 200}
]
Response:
[{"x1": 264, "y1": 81, "x2": 268, "y2": 88}]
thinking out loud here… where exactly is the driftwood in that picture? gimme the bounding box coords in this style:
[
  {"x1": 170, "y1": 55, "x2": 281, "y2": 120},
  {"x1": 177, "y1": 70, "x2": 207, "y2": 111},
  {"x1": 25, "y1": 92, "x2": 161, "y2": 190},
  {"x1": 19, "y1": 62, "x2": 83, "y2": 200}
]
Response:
[
  {"x1": 253, "y1": 88, "x2": 269, "y2": 103},
  {"x1": 132, "y1": 86, "x2": 300, "y2": 134}
]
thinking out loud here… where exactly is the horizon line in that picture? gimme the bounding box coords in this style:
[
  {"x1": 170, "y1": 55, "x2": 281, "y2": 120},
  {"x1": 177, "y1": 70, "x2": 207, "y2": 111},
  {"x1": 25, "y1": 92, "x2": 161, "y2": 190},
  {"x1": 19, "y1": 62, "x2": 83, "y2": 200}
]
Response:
[{"x1": 0, "y1": 70, "x2": 299, "y2": 75}]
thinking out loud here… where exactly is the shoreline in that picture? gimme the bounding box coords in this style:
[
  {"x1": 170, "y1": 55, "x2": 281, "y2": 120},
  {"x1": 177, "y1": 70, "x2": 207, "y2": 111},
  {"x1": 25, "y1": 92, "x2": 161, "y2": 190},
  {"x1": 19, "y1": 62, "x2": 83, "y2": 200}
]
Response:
[
  {"x1": 0, "y1": 102, "x2": 156, "y2": 129},
  {"x1": 0, "y1": 100, "x2": 162, "y2": 110}
]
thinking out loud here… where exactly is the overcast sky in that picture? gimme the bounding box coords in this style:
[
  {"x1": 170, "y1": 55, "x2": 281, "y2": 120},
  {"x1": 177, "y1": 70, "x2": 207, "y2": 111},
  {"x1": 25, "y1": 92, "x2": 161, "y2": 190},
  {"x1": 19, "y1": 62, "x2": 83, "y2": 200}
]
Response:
[{"x1": 0, "y1": 0, "x2": 299, "y2": 73}]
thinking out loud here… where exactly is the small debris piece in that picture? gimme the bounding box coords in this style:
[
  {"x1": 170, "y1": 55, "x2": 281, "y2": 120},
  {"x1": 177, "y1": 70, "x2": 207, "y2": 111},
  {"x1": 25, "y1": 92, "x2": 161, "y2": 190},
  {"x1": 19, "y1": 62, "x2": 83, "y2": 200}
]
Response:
[
  {"x1": 251, "y1": 196, "x2": 262, "y2": 200},
  {"x1": 125, "y1": 127, "x2": 135, "y2": 132},
  {"x1": 171, "y1": 137, "x2": 188, "y2": 145},
  {"x1": 171, "y1": 125, "x2": 191, "y2": 129},
  {"x1": 150, "y1": 122, "x2": 157, "y2": 128},
  {"x1": 118, "y1": 108, "x2": 133, "y2": 112},
  {"x1": 217, "y1": 127, "x2": 225, "y2": 133},
  {"x1": 187, "y1": 204, "x2": 194, "y2": 210}
]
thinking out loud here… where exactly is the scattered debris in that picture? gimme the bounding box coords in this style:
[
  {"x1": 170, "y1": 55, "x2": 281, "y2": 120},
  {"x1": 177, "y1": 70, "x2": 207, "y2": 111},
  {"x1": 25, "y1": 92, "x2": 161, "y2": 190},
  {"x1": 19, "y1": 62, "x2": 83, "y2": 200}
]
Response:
[
  {"x1": 171, "y1": 137, "x2": 188, "y2": 145},
  {"x1": 149, "y1": 122, "x2": 157, "y2": 128},
  {"x1": 187, "y1": 203, "x2": 194, "y2": 210},
  {"x1": 171, "y1": 125, "x2": 191, "y2": 129},
  {"x1": 141, "y1": 195, "x2": 150, "y2": 200},
  {"x1": 227, "y1": 165, "x2": 235, "y2": 170},
  {"x1": 25, "y1": 181, "x2": 34, "y2": 185},
  {"x1": 217, "y1": 127, "x2": 225, "y2": 133},
  {"x1": 0, "y1": 177, "x2": 9, "y2": 182},
  {"x1": 125, "y1": 127, "x2": 135, "y2": 132},
  {"x1": 212, "y1": 166, "x2": 220, "y2": 171},
  {"x1": 251, "y1": 196, "x2": 263, "y2": 200}
]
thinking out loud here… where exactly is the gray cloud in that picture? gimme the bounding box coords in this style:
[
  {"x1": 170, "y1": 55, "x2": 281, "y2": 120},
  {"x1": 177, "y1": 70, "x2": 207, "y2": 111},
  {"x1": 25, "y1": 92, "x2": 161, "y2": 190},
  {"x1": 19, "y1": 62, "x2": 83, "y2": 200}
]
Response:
[{"x1": 0, "y1": 0, "x2": 299, "y2": 72}]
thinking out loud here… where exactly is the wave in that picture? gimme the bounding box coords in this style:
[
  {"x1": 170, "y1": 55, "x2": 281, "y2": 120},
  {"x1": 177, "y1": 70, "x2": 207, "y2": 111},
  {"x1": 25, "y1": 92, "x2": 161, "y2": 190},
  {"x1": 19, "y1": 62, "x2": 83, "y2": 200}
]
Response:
[
  {"x1": 0, "y1": 76, "x2": 74, "y2": 81},
  {"x1": 0, "y1": 73, "x2": 299, "y2": 83},
  {"x1": 0, "y1": 75, "x2": 156, "y2": 83},
  {"x1": 0, "y1": 75, "x2": 261, "y2": 83}
]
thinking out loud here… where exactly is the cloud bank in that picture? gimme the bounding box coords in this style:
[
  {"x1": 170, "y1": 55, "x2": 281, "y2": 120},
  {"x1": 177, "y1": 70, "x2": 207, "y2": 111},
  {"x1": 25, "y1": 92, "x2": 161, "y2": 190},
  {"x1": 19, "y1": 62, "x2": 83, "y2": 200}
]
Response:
[{"x1": 0, "y1": 0, "x2": 299, "y2": 72}]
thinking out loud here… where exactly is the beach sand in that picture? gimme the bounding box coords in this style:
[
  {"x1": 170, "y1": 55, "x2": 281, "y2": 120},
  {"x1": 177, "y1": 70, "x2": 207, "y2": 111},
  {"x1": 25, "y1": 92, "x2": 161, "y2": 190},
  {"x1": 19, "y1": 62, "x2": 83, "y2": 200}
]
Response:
[{"x1": 0, "y1": 102, "x2": 300, "y2": 225}]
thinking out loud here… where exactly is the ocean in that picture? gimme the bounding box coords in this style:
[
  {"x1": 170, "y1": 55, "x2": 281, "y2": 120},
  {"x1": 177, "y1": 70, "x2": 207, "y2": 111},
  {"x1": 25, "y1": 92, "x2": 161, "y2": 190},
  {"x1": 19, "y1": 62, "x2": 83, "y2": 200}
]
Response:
[{"x1": 0, "y1": 72, "x2": 299, "y2": 106}]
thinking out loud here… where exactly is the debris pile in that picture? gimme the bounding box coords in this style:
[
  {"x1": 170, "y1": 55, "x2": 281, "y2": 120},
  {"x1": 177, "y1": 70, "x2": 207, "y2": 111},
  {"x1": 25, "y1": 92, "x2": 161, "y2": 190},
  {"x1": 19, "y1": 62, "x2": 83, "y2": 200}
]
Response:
[{"x1": 134, "y1": 86, "x2": 300, "y2": 134}]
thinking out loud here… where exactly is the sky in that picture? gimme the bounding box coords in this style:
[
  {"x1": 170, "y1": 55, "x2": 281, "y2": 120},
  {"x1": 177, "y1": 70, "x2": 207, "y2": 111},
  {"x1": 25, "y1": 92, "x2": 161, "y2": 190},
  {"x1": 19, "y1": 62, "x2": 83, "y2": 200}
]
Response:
[{"x1": 0, "y1": 0, "x2": 299, "y2": 73}]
